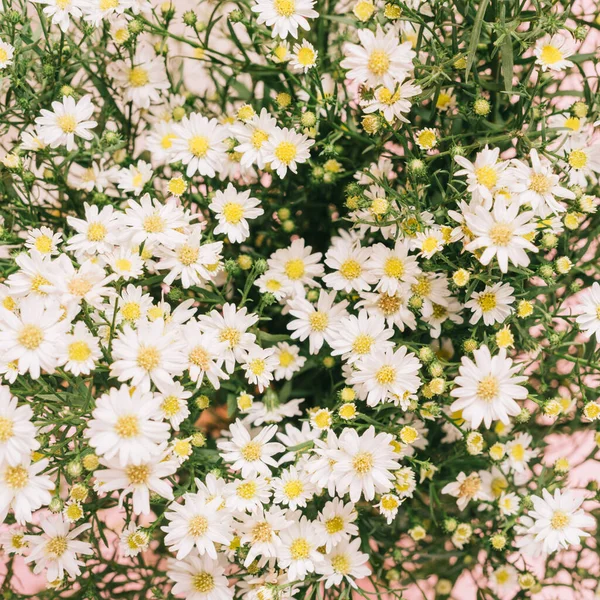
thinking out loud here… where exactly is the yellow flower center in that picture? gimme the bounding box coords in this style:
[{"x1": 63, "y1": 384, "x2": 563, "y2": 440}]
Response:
[
  {"x1": 352, "y1": 334, "x2": 373, "y2": 355},
  {"x1": 251, "y1": 521, "x2": 272, "y2": 543},
  {"x1": 222, "y1": 202, "x2": 244, "y2": 224},
  {"x1": 290, "y1": 537, "x2": 311, "y2": 560},
  {"x1": 285, "y1": 258, "x2": 305, "y2": 280},
  {"x1": 339, "y1": 259, "x2": 362, "y2": 280},
  {"x1": 241, "y1": 441, "x2": 262, "y2": 462},
  {"x1": 279, "y1": 350, "x2": 294, "y2": 367},
  {"x1": 325, "y1": 516, "x2": 344, "y2": 534},
  {"x1": 458, "y1": 474, "x2": 481, "y2": 498},
  {"x1": 237, "y1": 481, "x2": 257, "y2": 499},
  {"x1": 309, "y1": 311, "x2": 329, "y2": 332},
  {"x1": 99, "y1": 0, "x2": 119, "y2": 9},
  {"x1": 568, "y1": 149, "x2": 587, "y2": 169},
  {"x1": 563, "y1": 117, "x2": 580, "y2": 131},
  {"x1": 115, "y1": 258, "x2": 132, "y2": 272},
  {"x1": 331, "y1": 554, "x2": 351, "y2": 574},
  {"x1": 34, "y1": 235, "x2": 53, "y2": 254},
  {"x1": 126, "y1": 464, "x2": 150, "y2": 484},
  {"x1": 249, "y1": 358, "x2": 266, "y2": 376},
  {"x1": 0, "y1": 417, "x2": 14, "y2": 442},
  {"x1": 273, "y1": 0, "x2": 295, "y2": 16},
  {"x1": 2, "y1": 296, "x2": 16, "y2": 311},
  {"x1": 4, "y1": 465, "x2": 29, "y2": 489},
  {"x1": 121, "y1": 302, "x2": 141, "y2": 321},
  {"x1": 219, "y1": 327, "x2": 241, "y2": 348},
  {"x1": 18, "y1": 324, "x2": 44, "y2": 350},
  {"x1": 128, "y1": 66, "x2": 149, "y2": 87},
  {"x1": 137, "y1": 346, "x2": 160, "y2": 371},
  {"x1": 475, "y1": 165, "x2": 498, "y2": 189},
  {"x1": 143, "y1": 214, "x2": 165, "y2": 234},
  {"x1": 491, "y1": 476, "x2": 507, "y2": 497},
  {"x1": 421, "y1": 236, "x2": 439, "y2": 254},
  {"x1": 477, "y1": 292, "x2": 497, "y2": 312},
  {"x1": 384, "y1": 257, "x2": 404, "y2": 278},
  {"x1": 114, "y1": 414, "x2": 140, "y2": 438},
  {"x1": 352, "y1": 451, "x2": 374, "y2": 475},
  {"x1": 161, "y1": 395, "x2": 180, "y2": 417},
  {"x1": 283, "y1": 479, "x2": 303, "y2": 499},
  {"x1": 274, "y1": 141, "x2": 297, "y2": 165},
  {"x1": 375, "y1": 365, "x2": 396, "y2": 385},
  {"x1": 68, "y1": 277, "x2": 93, "y2": 297},
  {"x1": 367, "y1": 50, "x2": 390, "y2": 76},
  {"x1": 540, "y1": 45, "x2": 563, "y2": 65},
  {"x1": 178, "y1": 245, "x2": 199, "y2": 266},
  {"x1": 297, "y1": 47, "x2": 315, "y2": 66},
  {"x1": 489, "y1": 223, "x2": 513, "y2": 246},
  {"x1": 510, "y1": 443, "x2": 525, "y2": 461},
  {"x1": 189, "y1": 347, "x2": 210, "y2": 370},
  {"x1": 188, "y1": 515, "x2": 209, "y2": 537},
  {"x1": 381, "y1": 495, "x2": 399, "y2": 510},
  {"x1": 57, "y1": 114, "x2": 77, "y2": 133},
  {"x1": 87, "y1": 222, "x2": 107, "y2": 241},
  {"x1": 46, "y1": 536, "x2": 68, "y2": 557},
  {"x1": 192, "y1": 572, "x2": 215, "y2": 593},
  {"x1": 30, "y1": 274, "x2": 50, "y2": 294},
  {"x1": 65, "y1": 503, "x2": 83, "y2": 521},
  {"x1": 550, "y1": 510, "x2": 570, "y2": 530},
  {"x1": 411, "y1": 276, "x2": 431, "y2": 298},
  {"x1": 68, "y1": 341, "x2": 91, "y2": 362},
  {"x1": 529, "y1": 173, "x2": 551, "y2": 194},
  {"x1": 377, "y1": 293, "x2": 401, "y2": 316},
  {"x1": 251, "y1": 128, "x2": 269, "y2": 149},
  {"x1": 477, "y1": 375, "x2": 499, "y2": 401},
  {"x1": 312, "y1": 409, "x2": 332, "y2": 429},
  {"x1": 417, "y1": 130, "x2": 436, "y2": 149},
  {"x1": 188, "y1": 136, "x2": 210, "y2": 158}
]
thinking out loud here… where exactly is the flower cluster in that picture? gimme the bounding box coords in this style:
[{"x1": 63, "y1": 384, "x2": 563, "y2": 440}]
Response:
[{"x1": 0, "y1": 0, "x2": 599, "y2": 598}]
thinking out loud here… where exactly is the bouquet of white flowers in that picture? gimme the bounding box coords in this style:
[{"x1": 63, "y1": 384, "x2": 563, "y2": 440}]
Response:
[{"x1": 0, "y1": 0, "x2": 599, "y2": 598}]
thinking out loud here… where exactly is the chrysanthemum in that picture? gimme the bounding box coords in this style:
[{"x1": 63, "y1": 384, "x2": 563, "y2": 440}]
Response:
[
  {"x1": 217, "y1": 420, "x2": 284, "y2": 478},
  {"x1": 35, "y1": 95, "x2": 97, "y2": 151},
  {"x1": 263, "y1": 126, "x2": 314, "y2": 177},
  {"x1": 251, "y1": 0, "x2": 318, "y2": 39},
  {"x1": 287, "y1": 290, "x2": 349, "y2": 354},
  {"x1": 30, "y1": 0, "x2": 84, "y2": 32},
  {"x1": 241, "y1": 345, "x2": 278, "y2": 392},
  {"x1": 349, "y1": 346, "x2": 422, "y2": 407},
  {"x1": 0, "y1": 385, "x2": 39, "y2": 466},
  {"x1": 504, "y1": 432, "x2": 538, "y2": 473},
  {"x1": 231, "y1": 108, "x2": 278, "y2": 169},
  {"x1": 271, "y1": 465, "x2": 315, "y2": 510},
  {"x1": 323, "y1": 239, "x2": 377, "y2": 293},
  {"x1": 277, "y1": 515, "x2": 324, "y2": 581},
  {"x1": 267, "y1": 238, "x2": 324, "y2": 296},
  {"x1": 464, "y1": 282, "x2": 515, "y2": 326},
  {"x1": 319, "y1": 537, "x2": 371, "y2": 589},
  {"x1": 85, "y1": 384, "x2": 170, "y2": 466},
  {"x1": 180, "y1": 322, "x2": 228, "y2": 389},
  {"x1": 450, "y1": 345, "x2": 527, "y2": 429},
  {"x1": 340, "y1": 25, "x2": 416, "y2": 89},
  {"x1": 290, "y1": 40, "x2": 318, "y2": 72},
  {"x1": 24, "y1": 515, "x2": 92, "y2": 583},
  {"x1": 116, "y1": 160, "x2": 154, "y2": 196},
  {"x1": 534, "y1": 31, "x2": 576, "y2": 72},
  {"x1": 171, "y1": 113, "x2": 229, "y2": 177},
  {"x1": 57, "y1": 321, "x2": 101, "y2": 376},
  {"x1": 272, "y1": 342, "x2": 306, "y2": 381},
  {"x1": 167, "y1": 552, "x2": 234, "y2": 600},
  {"x1": 464, "y1": 198, "x2": 538, "y2": 273},
  {"x1": 314, "y1": 498, "x2": 358, "y2": 551},
  {"x1": 441, "y1": 471, "x2": 493, "y2": 510},
  {"x1": 66, "y1": 203, "x2": 120, "y2": 257},
  {"x1": 331, "y1": 426, "x2": 400, "y2": 502},
  {"x1": 527, "y1": 489, "x2": 595, "y2": 553},
  {"x1": 225, "y1": 475, "x2": 272, "y2": 513},
  {"x1": 576, "y1": 282, "x2": 600, "y2": 341},
  {"x1": 362, "y1": 79, "x2": 421, "y2": 123},
  {"x1": 209, "y1": 183, "x2": 264, "y2": 243},
  {"x1": 454, "y1": 146, "x2": 510, "y2": 205}
]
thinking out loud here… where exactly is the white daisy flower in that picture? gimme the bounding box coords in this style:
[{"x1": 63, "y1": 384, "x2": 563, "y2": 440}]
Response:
[
  {"x1": 0, "y1": 526, "x2": 28, "y2": 555},
  {"x1": 489, "y1": 564, "x2": 518, "y2": 595},
  {"x1": 450, "y1": 345, "x2": 527, "y2": 429},
  {"x1": 414, "y1": 227, "x2": 445, "y2": 258},
  {"x1": 0, "y1": 458, "x2": 54, "y2": 524},
  {"x1": 85, "y1": 384, "x2": 170, "y2": 466},
  {"x1": 119, "y1": 522, "x2": 150, "y2": 558},
  {"x1": 340, "y1": 25, "x2": 416, "y2": 89},
  {"x1": 66, "y1": 203, "x2": 120, "y2": 257},
  {"x1": 35, "y1": 95, "x2": 97, "y2": 151},
  {"x1": 510, "y1": 149, "x2": 574, "y2": 216},
  {"x1": 329, "y1": 310, "x2": 394, "y2": 364},
  {"x1": 441, "y1": 471, "x2": 493, "y2": 511},
  {"x1": 171, "y1": 113, "x2": 229, "y2": 177},
  {"x1": 116, "y1": 160, "x2": 153, "y2": 196},
  {"x1": 24, "y1": 226, "x2": 62, "y2": 257},
  {"x1": 0, "y1": 385, "x2": 39, "y2": 466},
  {"x1": 323, "y1": 239, "x2": 377, "y2": 293},
  {"x1": 287, "y1": 289, "x2": 349, "y2": 355},
  {"x1": 217, "y1": 420, "x2": 284, "y2": 478},
  {"x1": 290, "y1": 40, "x2": 318, "y2": 72},
  {"x1": 156, "y1": 383, "x2": 191, "y2": 430},
  {"x1": 349, "y1": 346, "x2": 422, "y2": 407},
  {"x1": 561, "y1": 133, "x2": 600, "y2": 187},
  {"x1": 331, "y1": 426, "x2": 400, "y2": 502},
  {"x1": 527, "y1": 488, "x2": 595, "y2": 553},
  {"x1": 252, "y1": 0, "x2": 318, "y2": 39},
  {"x1": 180, "y1": 322, "x2": 228, "y2": 389},
  {"x1": 272, "y1": 465, "x2": 315, "y2": 510},
  {"x1": 241, "y1": 345, "x2": 278, "y2": 392},
  {"x1": 263, "y1": 126, "x2": 314, "y2": 177},
  {"x1": 504, "y1": 432, "x2": 538, "y2": 473},
  {"x1": 314, "y1": 498, "x2": 358, "y2": 552},
  {"x1": 534, "y1": 31, "x2": 576, "y2": 72},
  {"x1": 225, "y1": 475, "x2": 272, "y2": 513},
  {"x1": 0, "y1": 40, "x2": 14, "y2": 69},
  {"x1": 94, "y1": 449, "x2": 176, "y2": 515},
  {"x1": 30, "y1": 0, "x2": 84, "y2": 32},
  {"x1": 110, "y1": 318, "x2": 186, "y2": 391},
  {"x1": 0, "y1": 297, "x2": 70, "y2": 380},
  {"x1": 361, "y1": 80, "x2": 421, "y2": 123},
  {"x1": 267, "y1": 238, "x2": 324, "y2": 296},
  {"x1": 421, "y1": 295, "x2": 464, "y2": 338},
  {"x1": 357, "y1": 289, "x2": 417, "y2": 332},
  {"x1": 109, "y1": 43, "x2": 169, "y2": 109},
  {"x1": 162, "y1": 493, "x2": 232, "y2": 560},
  {"x1": 277, "y1": 514, "x2": 324, "y2": 581},
  {"x1": 319, "y1": 537, "x2": 371, "y2": 589},
  {"x1": 106, "y1": 246, "x2": 145, "y2": 281},
  {"x1": 147, "y1": 121, "x2": 178, "y2": 163},
  {"x1": 498, "y1": 491, "x2": 521, "y2": 517},
  {"x1": 167, "y1": 553, "x2": 233, "y2": 600},
  {"x1": 57, "y1": 321, "x2": 101, "y2": 376},
  {"x1": 576, "y1": 282, "x2": 600, "y2": 341},
  {"x1": 464, "y1": 282, "x2": 515, "y2": 326},
  {"x1": 231, "y1": 108, "x2": 278, "y2": 169},
  {"x1": 464, "y1": 197, "x2": 538, "y2": 273},
  {"x1": 209, "y1": 183, "x2": 264, "y2": 243},
  {"x1": 6, "y1": 249, "x2": 60, "y2": 299},
  {"x1": 24, "y1": 515, "x2": 92, "y2": 583},
  {"x1": 273, "y1": 342, "x2": 306, "y2": 380}
]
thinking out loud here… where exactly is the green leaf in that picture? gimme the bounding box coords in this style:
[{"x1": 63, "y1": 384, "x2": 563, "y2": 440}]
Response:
[{"x1": 466, "y1": 0, "x2": 491, "y2": 80}]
